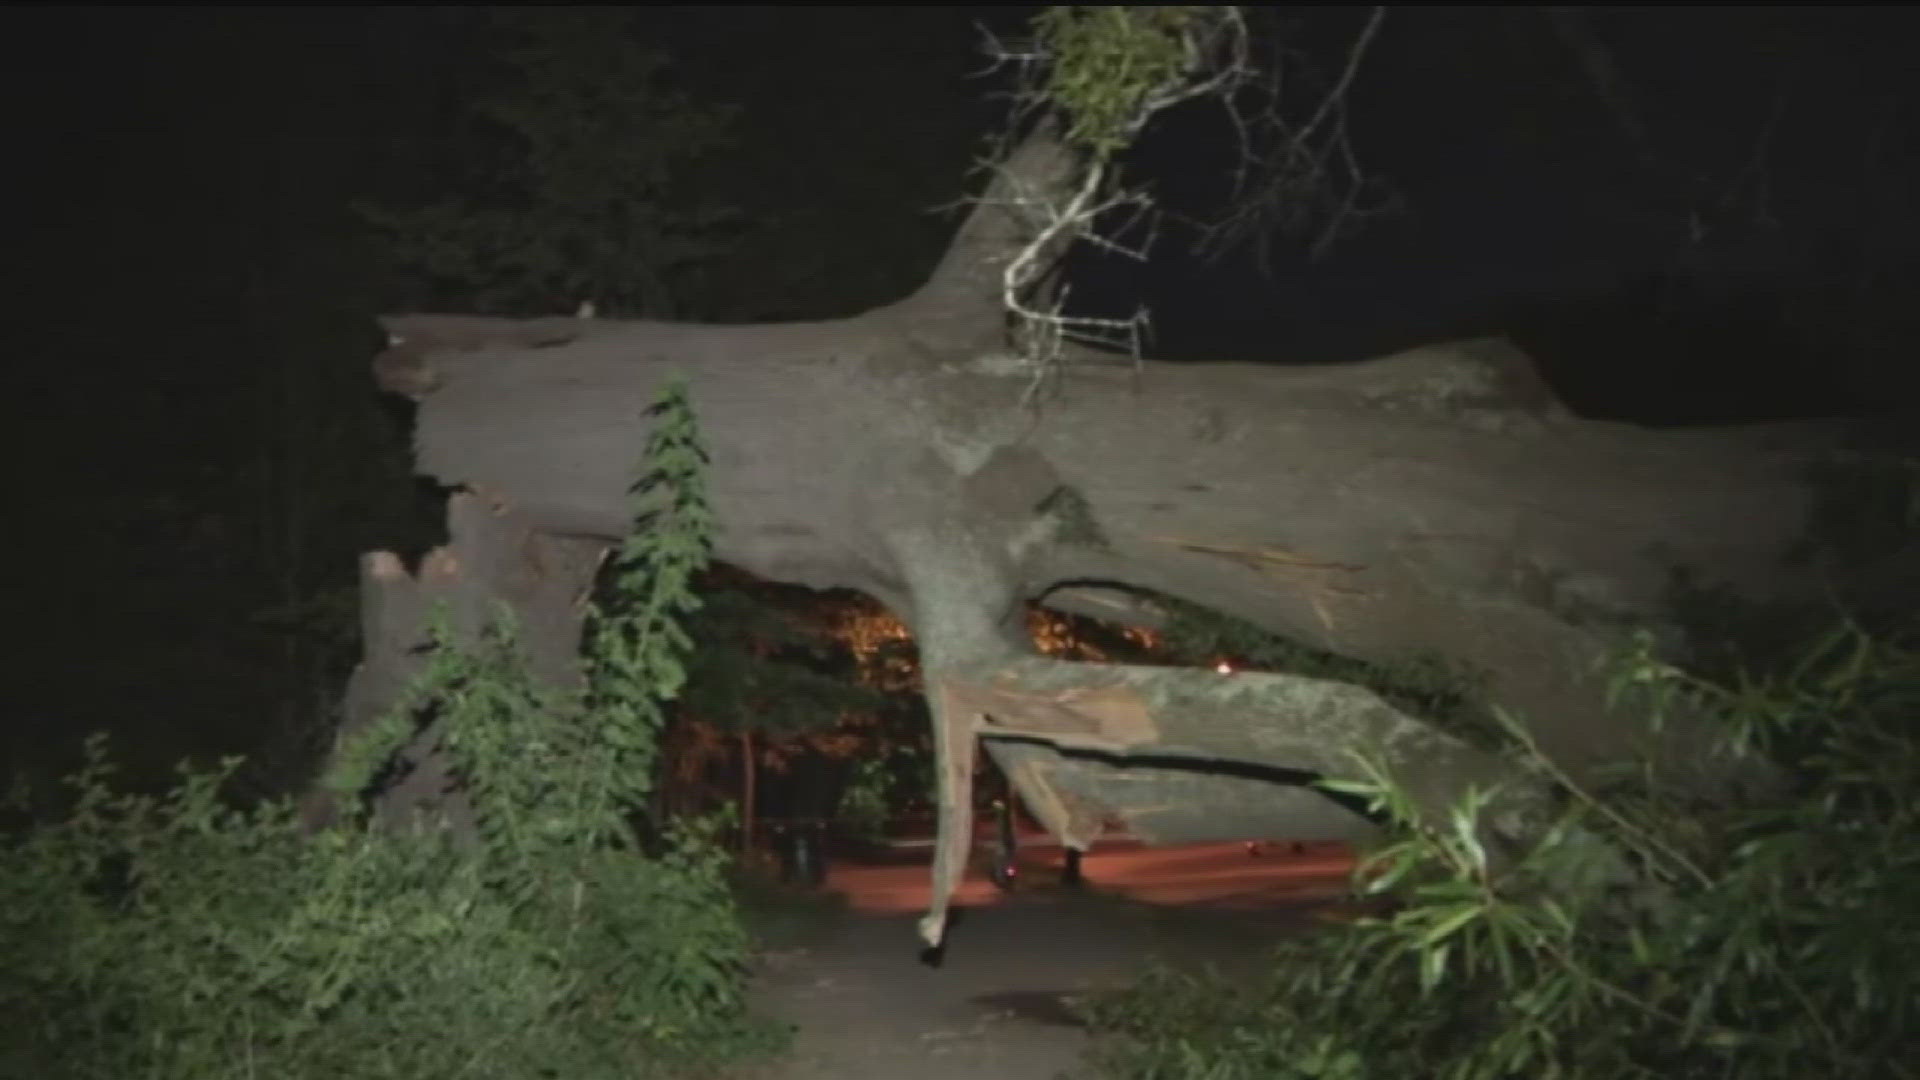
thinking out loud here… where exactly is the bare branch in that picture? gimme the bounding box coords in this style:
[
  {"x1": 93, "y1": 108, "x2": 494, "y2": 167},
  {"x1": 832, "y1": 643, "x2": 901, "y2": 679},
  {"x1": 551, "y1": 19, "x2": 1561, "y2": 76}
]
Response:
[
  {"x1": 1540, "y1": 6, "x2": 1659, "y2": 171},
  {"x1": 969, "y1": 8, "x2": 1262, "y2": 400},
  {"x1": 950, "y1": 7, "x2": 1393, "y2": 401},
  {"x1": 1188, "y1": 6, "x2": 1395, "y2": 272}
]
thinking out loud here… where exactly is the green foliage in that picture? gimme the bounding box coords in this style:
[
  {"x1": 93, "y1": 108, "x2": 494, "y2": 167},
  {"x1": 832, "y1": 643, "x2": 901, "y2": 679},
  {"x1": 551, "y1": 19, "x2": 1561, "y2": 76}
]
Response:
[
  {"x1": 835, "y1": 756, "x2": 894, "y2": 841},
  {"x1": 0, "y1": 382, "x2": 777, "y2": 1078},
  {"x1": 1156, "y1": 596, "x2": 1496, "y2": 744},
  {"x1": 679, "y1": 588, "x2": 887, "y2": 738},
  {"x1": 581, "y1": 378, "x2": 719, "y2": 824},
  {"x1": 1088, "y1": 621, "x2": 1920, "y2": 1079},
  {"x1": 1032, "y1": 6, "x2": 1215, "y2": 159},
  {"x1": 362, "y1": 10, "x2": 742, "y2": 318},
  {"x1": 660, "y1": 579, "x2": 937, "y2": 832}
]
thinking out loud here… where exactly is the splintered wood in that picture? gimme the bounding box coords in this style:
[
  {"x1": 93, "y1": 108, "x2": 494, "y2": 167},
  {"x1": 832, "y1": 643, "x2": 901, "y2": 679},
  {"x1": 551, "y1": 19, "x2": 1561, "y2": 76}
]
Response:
[{"x1": 950, "y1": 678, "x2": 1160, "y2": 750}]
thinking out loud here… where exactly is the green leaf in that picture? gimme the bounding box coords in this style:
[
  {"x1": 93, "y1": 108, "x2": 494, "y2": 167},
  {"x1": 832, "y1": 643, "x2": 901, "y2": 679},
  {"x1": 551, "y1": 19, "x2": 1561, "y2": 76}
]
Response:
[
  {"x1": 1419, "y1": 902, "x2": 1483, "y2": 948},
  {"x1": 1420, "y1": 941, "x2": 1452, "y2": 994}
]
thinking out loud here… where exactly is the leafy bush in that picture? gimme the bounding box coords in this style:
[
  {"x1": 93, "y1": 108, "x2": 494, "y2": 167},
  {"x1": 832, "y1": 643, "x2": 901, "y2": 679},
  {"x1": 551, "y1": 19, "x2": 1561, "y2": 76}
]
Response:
[
  {"x1": 1087, "y1": 621, "x2": 1920, "y2": 1079},
  {"x1": 0, "y1": 382, "x2": 776, "y2": 1078},
  {"x1": 835, "y1": 756, "x2": 894, "y2": 841}
]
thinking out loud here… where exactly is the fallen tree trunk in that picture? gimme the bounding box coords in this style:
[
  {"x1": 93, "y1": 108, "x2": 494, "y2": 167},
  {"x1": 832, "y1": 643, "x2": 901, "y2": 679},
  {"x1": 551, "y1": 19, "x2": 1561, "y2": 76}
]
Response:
[
  {"x1": 336, "y1": 131, "x2": 1892, "y2": 946},
  {"x1": 300, "y1": 491, "x2": 607, "y2": 836}
]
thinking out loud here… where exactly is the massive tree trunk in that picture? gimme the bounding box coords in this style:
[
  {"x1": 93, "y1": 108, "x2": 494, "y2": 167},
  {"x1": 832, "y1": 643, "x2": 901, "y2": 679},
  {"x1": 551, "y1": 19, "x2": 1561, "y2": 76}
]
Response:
[{"x1": 338, "y1": 131, "x2": 1889, "y2": 946}]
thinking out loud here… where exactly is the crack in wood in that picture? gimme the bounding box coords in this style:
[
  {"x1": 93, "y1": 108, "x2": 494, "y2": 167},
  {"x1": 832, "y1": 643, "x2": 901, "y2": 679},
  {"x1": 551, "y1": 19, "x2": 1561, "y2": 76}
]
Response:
[{"x1": 1152, "y1": 536, "x2": 1367, "y2": 574}]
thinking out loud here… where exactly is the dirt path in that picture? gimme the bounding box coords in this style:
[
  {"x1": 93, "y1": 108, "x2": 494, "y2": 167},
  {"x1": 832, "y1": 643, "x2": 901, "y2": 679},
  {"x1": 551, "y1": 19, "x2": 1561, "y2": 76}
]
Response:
[
  {"x1": 734, "y1": 845, "x2": 1351, "y2": 1080},
  {"x1": 742, "y1": 900, "x2": 1239, "y2": 1080}
]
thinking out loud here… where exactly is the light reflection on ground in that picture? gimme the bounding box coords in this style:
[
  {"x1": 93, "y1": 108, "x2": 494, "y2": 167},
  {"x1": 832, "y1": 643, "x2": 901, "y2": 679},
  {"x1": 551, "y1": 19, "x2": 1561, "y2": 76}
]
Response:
[{"x1": 828, "y1": 836, "x2": 1357, "y2": 914}]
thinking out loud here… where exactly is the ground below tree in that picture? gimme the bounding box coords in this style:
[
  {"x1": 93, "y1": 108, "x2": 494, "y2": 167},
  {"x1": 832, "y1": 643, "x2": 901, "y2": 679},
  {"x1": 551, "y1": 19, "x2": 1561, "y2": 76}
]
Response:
[{"x1": 734, "y1": 840, "x2": 1353, "y2": 1080}]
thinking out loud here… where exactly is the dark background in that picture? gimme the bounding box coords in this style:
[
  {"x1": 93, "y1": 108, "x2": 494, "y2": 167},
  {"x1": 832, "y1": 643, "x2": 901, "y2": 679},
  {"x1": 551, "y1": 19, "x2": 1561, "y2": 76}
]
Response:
[{"x1": 7, "y1": 6, "x2": 1916, "y2": 801}]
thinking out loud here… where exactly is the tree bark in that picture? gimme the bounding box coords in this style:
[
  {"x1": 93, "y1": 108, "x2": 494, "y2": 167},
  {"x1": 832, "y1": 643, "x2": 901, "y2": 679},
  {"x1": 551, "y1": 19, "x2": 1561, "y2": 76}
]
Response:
[{"x1": 345, "y1": 130, "x2": 1895, "y2": 942}]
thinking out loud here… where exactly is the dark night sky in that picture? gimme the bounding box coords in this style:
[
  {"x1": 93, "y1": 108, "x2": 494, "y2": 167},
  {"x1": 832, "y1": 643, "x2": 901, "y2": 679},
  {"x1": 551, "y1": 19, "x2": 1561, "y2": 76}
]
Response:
[
  {"x1": 5, "y1": 6, "x2": 1918, "y2": 786},
  {"x1": 11, "y1": 7, "x2": 1920, "y2": 410}
]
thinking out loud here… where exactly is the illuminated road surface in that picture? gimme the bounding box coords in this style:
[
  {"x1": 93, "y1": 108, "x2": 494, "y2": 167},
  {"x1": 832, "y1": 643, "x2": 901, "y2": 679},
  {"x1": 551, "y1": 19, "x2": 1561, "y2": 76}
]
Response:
[{"x1": 738, "y1": 838, "x2": 1356, "y2": 1080}]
